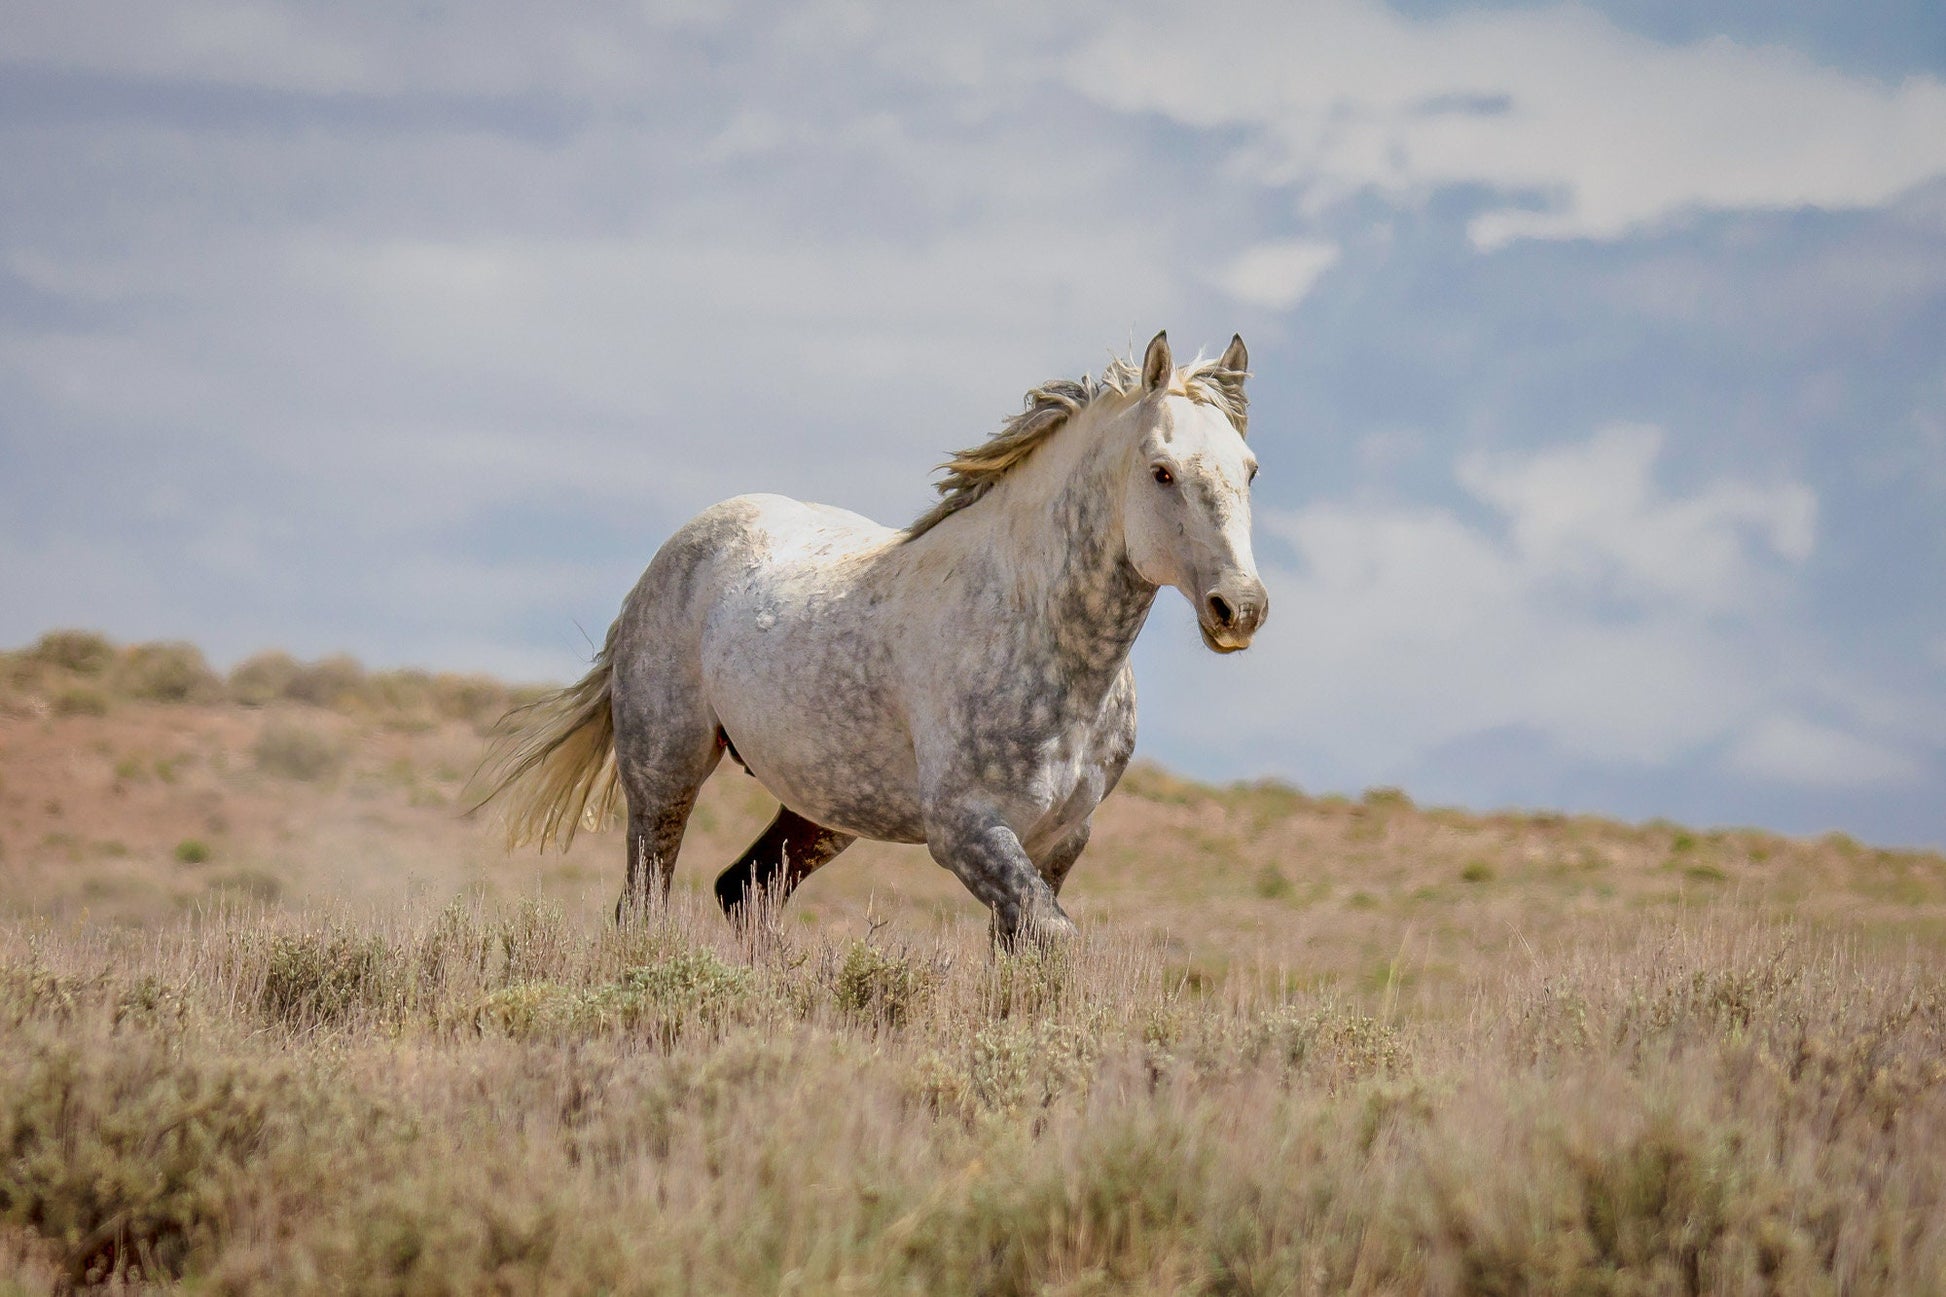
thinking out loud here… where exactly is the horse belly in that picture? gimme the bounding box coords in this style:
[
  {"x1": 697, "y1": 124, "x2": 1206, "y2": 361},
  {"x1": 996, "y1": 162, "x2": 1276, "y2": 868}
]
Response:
[
  {"x1": 761, "y1": 764, "x2": 927, "y2": 844},
  {"x1": 701, "y1": 590, "x2": 927, "y2": 845}
]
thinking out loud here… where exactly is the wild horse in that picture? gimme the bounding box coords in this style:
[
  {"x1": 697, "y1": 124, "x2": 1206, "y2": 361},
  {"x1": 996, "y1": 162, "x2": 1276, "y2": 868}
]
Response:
[{"x1": 478, "y1": 331, "x2": 1267, "y2": 944}]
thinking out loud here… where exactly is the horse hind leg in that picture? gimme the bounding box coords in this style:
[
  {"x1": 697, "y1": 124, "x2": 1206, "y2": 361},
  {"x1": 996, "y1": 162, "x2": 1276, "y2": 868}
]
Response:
[
  {"x1": 714, "y1": 806, "x2": 855, "y2": 922},
  {"x1": 1034, "y1": 822, "x2": 1091, "y2": 896},
  {"x1": 618, "y1": 796, "x2": 699, "y2": 922},
  {"x1": 612, "y1": 703, "x2": 724, "y2": 923}
]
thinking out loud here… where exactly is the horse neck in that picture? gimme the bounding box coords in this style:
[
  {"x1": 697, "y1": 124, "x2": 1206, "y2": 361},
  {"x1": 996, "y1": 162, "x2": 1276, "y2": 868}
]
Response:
[{"x1": 981, "y1": 406, "x2": 1158, "y2": 680}]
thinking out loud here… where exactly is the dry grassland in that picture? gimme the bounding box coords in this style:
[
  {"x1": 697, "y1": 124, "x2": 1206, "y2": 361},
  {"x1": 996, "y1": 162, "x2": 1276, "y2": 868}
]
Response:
[{"x1": 2, "y1": 632, "x2": 1944, "y2": 1293}]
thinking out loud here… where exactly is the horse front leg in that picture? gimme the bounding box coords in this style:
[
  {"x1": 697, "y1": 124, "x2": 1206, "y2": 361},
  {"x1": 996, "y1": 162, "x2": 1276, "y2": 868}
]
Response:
[{"x1": 925, "y1": 811, "x2": 1077, "y2": 948}]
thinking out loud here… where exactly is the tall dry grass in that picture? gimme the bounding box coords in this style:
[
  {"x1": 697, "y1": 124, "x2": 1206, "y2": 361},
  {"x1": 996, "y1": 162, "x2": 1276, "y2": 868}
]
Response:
[
  {"x1": 4, "y1": 631, "x2": 1946, "y2": 1292},
  {"x1": 2, "y1": 898, "x2": 1941, "y2": 1294}
]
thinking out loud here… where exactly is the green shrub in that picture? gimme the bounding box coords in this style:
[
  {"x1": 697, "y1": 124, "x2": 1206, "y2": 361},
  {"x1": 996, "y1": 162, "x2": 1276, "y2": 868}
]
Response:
[
  {"x1": 0, "y1": 648, "x2": 47, "y2": 698},
  {"x1": 111, "y1": 642, "x2": 222, "y2": 703},
  {"x1": 835, "y1": 939, "x2": 936, "y2": 1027},
  {"x1": 1362, "y1": 785, "x2": 1415, "y2": 812},
  {"x1": 429, "y1": 673, "x2": 513, "y2": 728},
  {"x1": 257, "y1": 929, "x2": 397, "y2": 1029},
  {"x1": 476, "y1": 946, "x2": 757, "y2": 1043},
  {"x1": 253, "y1": 721, "x2": 342, "y2": 782},
  {"x1": 283, "y1": 655, "x2": 367, "y2": 709},
  {"x1": 609, "y1": 947, "x2": 756, "y2": 1025},
  {"x1": 28, "y1": 629, "x2": 115, "y2": 675},
  {"x1": 207, "y1": 869, "x2": 283, "y2": 904},
  {"x1": 982, "y1": 946, "x2": 1075, "y2": 1019},
  {"x1": 1238, "y1": 1004, "x2": 1411, "y2": 1081},
  {"x1": 52, "y1": 686, "x2": 109, "y2": 717},
  {"x1": 226, "y1": 650, "x2": 301, "y2": 707},
  {"x1": 0, "y1": 1037, "x2": 273, "y2": 1284},
  {"x1": 1252, "y1": 863, "x2": 1293, "y2": 899},
  {"x1": 912, "y1": 1018, "x2": 1102, "y2": 1122},
  {"x1": 365, "y1": 668, "x2": 435, "y2": 714},
  {"x1": 1460, "y1": 860, "x2": 1496, "y2": 883},
  {"x1": 174, "y1": 839, "x2": 212, "y2": 866}
]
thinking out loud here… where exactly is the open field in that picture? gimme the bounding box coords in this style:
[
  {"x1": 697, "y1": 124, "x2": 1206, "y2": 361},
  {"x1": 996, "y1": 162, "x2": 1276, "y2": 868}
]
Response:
[{"x1": 3, "y1": 632, "x2": 1945, "y2": 1293}]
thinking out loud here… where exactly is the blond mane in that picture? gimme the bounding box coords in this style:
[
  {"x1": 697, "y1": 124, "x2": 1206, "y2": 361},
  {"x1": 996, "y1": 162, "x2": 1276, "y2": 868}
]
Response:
[{"x1": 903, "y1": 354, "x2": 1248, "y2": 540}]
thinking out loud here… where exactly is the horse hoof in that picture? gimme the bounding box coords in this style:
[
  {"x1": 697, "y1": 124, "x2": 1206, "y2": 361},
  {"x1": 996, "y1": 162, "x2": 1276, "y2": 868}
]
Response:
[
  {"x1": 1036, "y1": 914, "x2": 1080, "y2": 943},
  {"x1": 996, "y1": 910, "x2": 1078, "y2": 951}
]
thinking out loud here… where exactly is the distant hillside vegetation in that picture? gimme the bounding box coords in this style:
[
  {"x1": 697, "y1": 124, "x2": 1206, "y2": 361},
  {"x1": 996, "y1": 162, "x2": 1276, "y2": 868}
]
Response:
[
  {"x1": 3, "y1": 629, "x2": 1944, "y2": 994},
  {"x1": 2, "y1": 629, "x2": 544, "y2": 727}
]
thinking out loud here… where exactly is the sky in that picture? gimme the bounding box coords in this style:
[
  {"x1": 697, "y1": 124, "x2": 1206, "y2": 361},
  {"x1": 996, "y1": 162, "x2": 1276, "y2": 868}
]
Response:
[{"x1": 2, "y1": 1, "x2": 1943, "y2": 846}]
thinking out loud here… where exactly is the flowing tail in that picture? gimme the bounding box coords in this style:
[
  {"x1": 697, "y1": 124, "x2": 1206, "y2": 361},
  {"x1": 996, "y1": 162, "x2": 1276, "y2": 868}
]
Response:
[{"x1": 471, "y1": 621, "x2": 621, "y2": 852}]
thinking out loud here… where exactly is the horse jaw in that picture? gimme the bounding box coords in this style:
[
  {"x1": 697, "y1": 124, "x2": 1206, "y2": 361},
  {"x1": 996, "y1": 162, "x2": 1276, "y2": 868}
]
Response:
[{"x1": 1201, "y1": 623, "x2": 1249, "y2": 655}]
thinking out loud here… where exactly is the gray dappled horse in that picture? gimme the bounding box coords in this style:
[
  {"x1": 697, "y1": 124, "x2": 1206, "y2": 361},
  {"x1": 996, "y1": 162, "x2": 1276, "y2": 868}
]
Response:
[{"x1": 479, "y1": 332, "x2": 1268, "y2": 945}]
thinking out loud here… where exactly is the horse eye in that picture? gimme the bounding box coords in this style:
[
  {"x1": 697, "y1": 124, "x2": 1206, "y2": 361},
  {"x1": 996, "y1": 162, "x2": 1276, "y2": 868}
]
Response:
[
  {"x1": 1151, "y1": 465, "x2": 1175, "y2": 486},
  {"x1": 1247, "y1": 464, "x2": 1259, "y2": 483}
]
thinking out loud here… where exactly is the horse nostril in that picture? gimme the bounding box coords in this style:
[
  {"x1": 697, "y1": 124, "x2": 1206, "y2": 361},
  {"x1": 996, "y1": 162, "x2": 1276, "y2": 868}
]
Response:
[{"x1": 1207, "y1": 593, "x2": 1237, "y2": 629}]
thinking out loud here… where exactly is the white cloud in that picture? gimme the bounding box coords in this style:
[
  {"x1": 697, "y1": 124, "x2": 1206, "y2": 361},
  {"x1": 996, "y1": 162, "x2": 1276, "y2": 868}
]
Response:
[
  {"x1": 3, "y1": 0, "x2": 1942, "y2": 842},
  {"x1": 1726, "y1": 715, "x2": 1921, "y2": 788},
  {"x1": 13, "y1": 1, "x2": 1946, "y2": 259},
  {"x1": 1214, "y1": 239, "x2": 1341, "y2": 310},
  {"x1": 1456, "y1": 425, "x2": 1817, "y2": 613},
  {"x1": 1063, "y1": 0, "x2": 1946, "y2": 246},
  {"x1": 0, "y1": 0, "x2": 724, "y2": 98},
  {"x1": 1155, "y1": 427, "x2": 1876, "y2": 791},
  {"x1": 1867, "y1": 371, "x2": 1946, "y2": 499},
  {"x1": 0, "y1": 211, "x2": 1185, "y2": 536},
  {"x1": 1246, "y1": 497, "x2": 1751, "y2": 771}
]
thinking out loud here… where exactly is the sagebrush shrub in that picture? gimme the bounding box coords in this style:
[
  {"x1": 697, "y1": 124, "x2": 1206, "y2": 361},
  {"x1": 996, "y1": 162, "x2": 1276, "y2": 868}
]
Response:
[
  {"x1": 835, "y1": 939, "x2": 938, "y2": 1026},
  {"x1": 0, "y1": 1034, "x2": 281, "y2": 1285},
  {"x1": 28, "y1": 629, "x2": 115, "y2": 675},
  {"x1": 282, "y1": 655, "x2": 368, "y2": 709},
  {"x1": 256, "y1": 928, "x2": 397, "y2": 1029},
  {"x1": 111, "y1": 642, "x2": 222, "y2": 703},
  {"x1": 252, "y1": 720, "x2": 342, "y2": 782},
  {"x1": 226, "y1": 650, "x2": 301, "y2": 707},
  {"x1": 52, "y1": 686, "x2": 109, "y2": 717},
  {"x1": 0, "y1": 901, "x2": 1942, "y2": 1293},
  {"x1": 430, "y1": 673, "x2": 516, "y2": 728}
]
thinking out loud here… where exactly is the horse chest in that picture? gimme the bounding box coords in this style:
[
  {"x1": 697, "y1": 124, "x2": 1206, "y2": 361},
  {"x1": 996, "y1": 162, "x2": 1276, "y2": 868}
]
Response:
[{"x1": 952, "y1": 661, "x2": 1136, "y2": 839}]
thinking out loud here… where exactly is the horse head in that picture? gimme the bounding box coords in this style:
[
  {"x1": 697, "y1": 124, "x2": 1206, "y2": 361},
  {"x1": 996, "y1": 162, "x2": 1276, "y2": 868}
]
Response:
[{"x1": 1121, "y1": 331, "x2": 1268, "y2": 653}]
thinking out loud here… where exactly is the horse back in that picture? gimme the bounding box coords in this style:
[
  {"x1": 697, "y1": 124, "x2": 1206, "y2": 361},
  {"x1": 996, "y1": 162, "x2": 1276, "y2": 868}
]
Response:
[{"x1": 640, "y1": 495, "x2": 926, "y2": 841}]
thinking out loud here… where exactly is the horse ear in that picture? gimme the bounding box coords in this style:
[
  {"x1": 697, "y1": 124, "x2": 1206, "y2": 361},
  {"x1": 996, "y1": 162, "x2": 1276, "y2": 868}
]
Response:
[
  {"x1": 1216, "y1": 333, "x2": 1250, "y2": 437},
  {"x1": 1141, "y1": 330, "x2": 1172, "y2": 391},
  {"x1": 1219, "y1": 333, "x2": 1248, "y2": 375}
]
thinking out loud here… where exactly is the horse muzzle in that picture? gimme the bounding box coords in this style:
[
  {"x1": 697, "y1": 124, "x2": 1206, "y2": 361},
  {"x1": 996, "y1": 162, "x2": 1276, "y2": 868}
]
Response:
[{"x1": 1198, "y1": 577, "x2": 1268, "y2": 653}]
